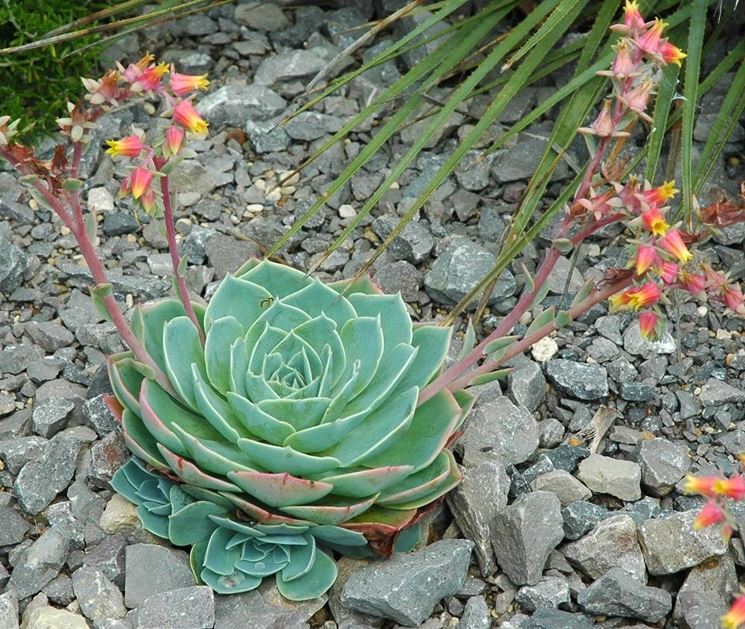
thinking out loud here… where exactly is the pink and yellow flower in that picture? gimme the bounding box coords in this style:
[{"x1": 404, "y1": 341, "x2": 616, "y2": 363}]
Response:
[
  {"x1": 170, "y1": 72, "x2": 209, "y2": 96},
  {"x1": 128, "y1": 167, "x2": 153, "y2": 200},
  {"x1": 684, "y1": 475, "x2": 719, "y2": 497},
  {"x1": 693, "y1": 499, "x2": 724, "y2": 530},
  {"x1": 641, "y1": 207, "x2": 669, "y2": 236},
  {"x1": 136, "y1": 63, "x2": 169, "y2": 91},
  {"x1": 139, "y1": 187, "x2": 157, "y2": 214},
  {"x1": 660, "y1": 261, "x2": 679, "y2": 284},
  {"x1": 659, "y1": 41, "x2": 686, "y2": 66},
  {"x1": 610, "y1": 282, "x2": 661, "y2": 311},
  {"x1": 636, "y1": 19, "x2": 667, "y2": 56},
  {"x1": 713, "y1": 476, "x2": 745, "y2": 501},
  {"x1": 622, "y1": 80, "x2": 655, "y2": 120},
  {"x1": 164, "y1": 126, "x2": 185, "y2": 157},
  {"x1": 634, "y1": 243, "x2": 659, "y2": 276},
  {"x1": 173, "y1": 100, "x2": 208, "y2": 135},
  {"x1": 611, "y1": 40, "x2": 638, "y2": 77},
  {"x1": 623, "y1": 0, "x2": 646, "y2": 30},
  {"x1": 638, "y1": 311, "x2": 659, "y2": 339},
  {"x1": 722, "y1": 594, "x2": 745, "y2": 629},
  {"x1": 680, "y1": 271, "x2": 705, "y2": 296},
  {"x1": 659, "y1": 229, "x2": 693, "y2": 263},
  {"x1": 105, "y1": 134, "x2": 146, "y2": 158},
  {"x1": 643, "y1": 180, "x2": 678, "y2": 207}
]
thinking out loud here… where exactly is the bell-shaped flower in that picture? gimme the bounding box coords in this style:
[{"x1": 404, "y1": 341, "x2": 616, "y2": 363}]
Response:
[
  {"x1": 173, "y1": 100, "x2": 208, "y2": 135},
  {"x1": 722, "y1": 595, "x2": 745, "y2": 629},
  {"x1": 164, "y1": 126, "x2": 185, "y2": 157},
  {"x1": 684, "y1": 475, "x2": 719, "y2": 497},
  {"x1": 638, "y1": 310, "x2": 659, "y2": 340},
  {"x1": 610, "y1": 281, "x2": 661, "y2": 311},
  {"x1": 623, "y1": 0, "x2": 646, "y2": 30},
  {"x1": 659, "y1": 261, "x2": 678, "y2": 284},
  {"x1": 170, "y1": 72, "x2": 209, "y2": 96},
  {"x1": 642, "y1": 180, "x2": 678, "y2": 208},
  {"x1": 679, "y1": 271, "x2": 705, "y2": 296},
  {"x1": 713, "y1": 476, "x2": 745, "y2": 501},
  {"x1": 105, "y1": 134, "x2": 146, "y2": 158},
  {"x1": 659, "y1": 41, "x2": 686, "y2": 66},
  {"x1": 641, "y1": 208, "x2": 669, "y2": 235},
  {"x1": 693, "y1": 499, "x2": 724, "y2": 529},
  {"x1": 126, "y1": 166, "x2": 153, "y2": 200},
  {"x1": 636, "y1": 19, "x2": 667, "y2": 56},
  {"x1": 634, "y1": 243, "x2": 659, "y2": 276},
  {"x1": 723, "y1": 284, "x2": 745, "y2": 315},
  {"x1": 611, "y1": 40, "x2": 639, "y2": 77},
  {"x1": 622, "y1": 80, "x2": 655, "y2": 120},
  {"x1": 659, "y1": 229, "x2": 693, "y2": 263}
]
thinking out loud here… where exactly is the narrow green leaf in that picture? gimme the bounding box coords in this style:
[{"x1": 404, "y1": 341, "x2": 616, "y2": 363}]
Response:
[
  {"x1": 456, "y1": 319, "x2": 476, "y2": 361},
  {"x1": 471, "y1": 368, "x2": 512, "y2": 386},
  {"x1": 555, "y1": 310, "x2": 573, "y2": 328},
  {"x1": 526, "y1": 306, "x2": 556, "y2": 337},
  {"x1": 520, "y1": 262, "x2": 535, "y2": 293},
  {"x1": 483, "y1": 335, "x2": 519, "y2": 356},
  {"x1": 90, "y1": 283, "x2": 113, "y2": 321},
  {"x1": 571, "y1": 278, "x2": 595, "y2": 307},
  {"x1": 645, "y1": 63, "x2": 680, "y2": 183},
  {"x1": 554, "y1": 238, "x2": 574, "y2": 254}
]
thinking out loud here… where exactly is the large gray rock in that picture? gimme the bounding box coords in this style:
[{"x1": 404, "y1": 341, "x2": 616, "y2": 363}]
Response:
[
  {"x1": 14, "y1": 434, "x2": 84, "y2": 514},
  {"x1": 446, "y1": 462, "x2": 510, "y2": 575},
  {"x1": 515, "y1": 576, "x2": 570, "y2": 612},
  {"x1": 341, "y1": 539, "x2": 473, "y2": 626},
  {"x1": 638, "y1": 438, "x2": 690, "y2": 496},
  {"x1": 24, "y1": 321, "x2": 75, "y2": 352},
  {"x1": 699, "y1": 378, "x2": 745, "y2": 404},
  {"x1": 124, "y1": 544, "x2": 195, "y2": 608},
  {"x1": 674, "y1": 554, "x2": 737, "y2": 628},
  {"x1": 23, "y1": 607, "x2": 87, "y2": 629},
  {"x1": 576, "y1": 454, "x2": 641, "y2": 501},
  {"x1": 545, "y1": 359, "x2": 608, "y2": 401},
  {"x1": 196, "y1": 85, "x2": 286, "y2": 127},
  {"x1": 0, "y1": 499, "x2": 30, "y2": 545},
  {"x1": 31, "y1": 397, "x2": 75, "y2": 438},
  {"x1": 492, "y1": 491, "x2": 564, "y2": 586},
  {"x1": 371, "y1": 215, "x2": 434, "y2": 264},
  {"x1": 133, "y1": 586, "x2": 214, "y2": 629},
  {"x1": 577, "y1": 568, "x2": 671, "y2": 622},
  {"x1": 508, "y1": 361, "x2": 546, "y2": 412},
  {"x1": 9, "y1": 524, "x2": 70, "y2": 599},
  {"x1": 562, "y1": 514, "x2": 646, "y2": 583},
  {"x1": 623, "y1": 321, "x2": 676, "y2": 357},
  {"x1": 459, "y1": 396, "x2": 539, "y2": 467},
  {"x1": 561, "y1": 500, "x2": 607, "y2": 541},
  {"x1": 0, "y1": 591, "x2": 18, "y2": 629},
  {"x1": 234, "y1": 3, "x2": 289, "y2": 30},
  {"x1": 531, "y1": 470, "x2": 591, "y2": 506},
  {"x1": 638, "y1": 510, "x2": 728, "y2": 575},
  {"x1": 72, "y1": 567, "x2": 126, "y2": 621},
  {"x1": 424, "y1": 239, "x2": 515, "y2": 306},
  {"x1": 254, "y1": 50, "x2": 326, "y2": 86}
]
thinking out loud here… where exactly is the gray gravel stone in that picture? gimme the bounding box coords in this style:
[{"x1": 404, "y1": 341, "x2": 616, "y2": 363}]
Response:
[
  {"x1": 341, "y1": 539, "x2": 473, "y2": 626},
  {"x1": 0, "y1": 237, "x2": 27, "y2": 293},
  {"x1": 545, "y1": 359, "x2": 608, "y2": 401},
  {"x1": 623, "y1": 321, "x2": 676, "y2": 357},
  {"x1": 31, "y1": 397, "x2": 75, "y2": 438},
  {"x1": 538, "y1": 418, "x2": 565, "y2": 449},
  {"x1": 83, "y1": 394, "x2": 118, "y2": 437},
  {"x1": 521, "y1": 608, "x2": 592, "y2": 628},
  {"x1": 24, "y1": 321, "x2": 75, "y2": 352},
  {"x1": 9, "y1": 524, "x2": 70, "y2": 599},
  {"x1": 674, "y1": 554, "x2": 737, "y2": 628},
  {"x1": 0, "y1": 591, "x2": 18, "y2": 629},
  {"x1": 254, "y1": 50, "x2": 326, "y2": 86},
  {"x1": 491, "y1": 133, "x2": 569, "y2": 183},
  {"x1": 124, "y1": 544, "x2": 195, "y2": 608},
  {"x1": 102, "y1": 211, "x2": 139, "y2": 236},
  {"x1": 43, "y1": 574, "x2": 74, "y2": 606},
  {"x1": 14, "y1": 434, "x2": 83, "y2": 514},
  {"x1": 458, "y1": 595, "x2": 490, "y2": 629},
  {"x1": 371, "y1": 216, "x2": 434, "y2": 264},
  {"x1": 638, "y1": 438, "x2": 690, "y2": 496},
  {"x1": 134, "y1": 586, "x2": 214, "y2": 629},
  {"x1": 459, "y1": 396, "x2": 539, "y2": 467},
  {"x1": 699, "y1": 378, "x2": 745, "y2": 404},
  {"x1": 515, "y1": 576, "x2": 570, "y2": 612},
  {"x1": 196, "y1": 85, "x2": 286, "y2": 127},
  {"x1": 284, "y1": 112, "x2": 343, "y2": 141},
  {"x1": 0, "y1": 436, "x2": 46, "y2": 474},
  {"x1": 577, "y1": 567, "x2": 671, "y2": 622},
  {"x1": 245, "y1": 118, "x2": 291, "y2": 153},
  {"x1": 508, "y1": 361, "x2": 546, "y2": 412},
  {"x1": 446, "y1": 462, "x2": 510, "y2": 575},
  {"x1": 0, "y1": 500, "x2": 30, "y2": 546},
  {"x1": 0, "y1": 343, "x2": 43, "y2": 375},
  {"x1": 576, "y1": 454, "x2": 641, "y2": 501},
  {"x1": 234, "y1": 2, "x2": 289, "y2": 30},
  {"x1": 23, "y1": 606, "x2": 88, "y2": 629},
  {"x1": 561, "y1": 501, "x2": 607, "y2": 541},
  {"x1": 73, "y1": 567, "x2": 127, "y2": 621},
  {"x1": 492, "y1": 491, "x2": 564, "y2": 586},
  {"x1": 562, "y1": 514, "x2": 647, "y2": 583},
  {"x1": 638, "y1": 510, "x2": 728, "y2": 575},
  {"x1": 425, "y1": 239, "x2": 515, "y2": 306},
  {"x1": 531, "y1": 470, "x2": 591, "y2": 506}
]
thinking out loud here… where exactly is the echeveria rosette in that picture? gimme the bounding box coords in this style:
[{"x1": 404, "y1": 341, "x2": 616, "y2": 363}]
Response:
[
  {"x1": 112, "y1": 459, "x2": 366, "y2": 599},
  {"x1": 107, "y1": 259, "x2": 473, "y2": 548}
]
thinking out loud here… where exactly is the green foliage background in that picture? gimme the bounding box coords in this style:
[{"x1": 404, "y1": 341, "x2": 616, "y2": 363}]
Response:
[{"x1": 0, "y1": 0, "x2": 109, "y2": 141}]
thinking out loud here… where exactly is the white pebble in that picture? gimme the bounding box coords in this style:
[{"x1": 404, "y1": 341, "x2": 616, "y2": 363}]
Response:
[
  {"x1": 531, "y1": 336, "x2": 559, "y2": 362},
  {"x1": 338, "y1": 204, "x2": 357, "y2": 219}
]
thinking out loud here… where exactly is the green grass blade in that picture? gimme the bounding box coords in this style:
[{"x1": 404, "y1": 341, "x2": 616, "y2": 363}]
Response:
[{"x1": 645, "y1": 63, "x2": 680, "y2": 183}]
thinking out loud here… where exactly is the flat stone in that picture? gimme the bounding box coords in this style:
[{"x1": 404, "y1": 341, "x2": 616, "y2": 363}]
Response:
[
  {"x1": 23, "y1": 606, "x2": 88, "y2": 629},
  {"x1": 0, "y1": 591, "x2": 18, "y2": 629},
  {"x1": 284, "y1": 112, "x2": 342, "y2": 141},
  {"x1": 0, "y1": 435, "x2": 46, "y2": 473},
  {"x1": 545, "y1": 256, "x2": 583, "y2": 295},
  {"x1": 446, "y1": 462, "x2": 510, "y2": 575},
  {"x1": 561, "y1": 500, "x2": 607, "y2": 541},
  {"x1": 492, "y1": 491, "x2": 564, "y2": 586},
  {"x1": 204, "y1": 233, "x2": 261, "y2": 279},
  {"x1": 638, "y1": 438, "x2": 690, "y2": 496},
  {"x1": 577, "y1": 568, "x2": 672, "y2": 622},
  {"x1": 43, "y1": 574, "x2": 74, "y2": 606},
  {"x1": 545, "y1": 359, "x2": 608, "y2": 401},
  {"x1": 245, "y1": 118, "x2": 290, "y2": 153},
  {"x1": 562, "y1": 514, "x2": 647, "y2": 583},
  {"x1": 0, "y1": 237, "x2": 28, "y2": 294},
  {"x1": 638, "y1": 510, "x2": 728, "y2": 575},
  {"x1": 521, "y1": 608, "x2": 593, "y2": 628},
  {"x1": 102, "y1": 211, "x2": 139, "y2": 236},
  {"x1": 425, "y1": 239, "x2": 515, "y2": 307},
  {"x1": 515, "y1": 576, "x2": 570, "y2": 612},
  {"x1": 124, "y1": 544, "x2": 196, "y2": 608},
  {"x1": 0, "y1": 343, "x2": 43, "y2": 375},
  {"x1": 341, "y1": 539, "x2": 473, "y2": 626},
  {"x1": 99, "y1": 493, "x2": 140, "y2": 534},
  {"x1": 459, "y1": 396, "x2": 539, "y2": 467},
  {"x1": 134, "y1": 586, "x2": 214, "y2": 629},
  {"x1": 0, "y1": 502, "x2": 30, "y2": 545},
  {"x1": 234, "y1": 2, "x2": 289, "y2": 30},
  {"x1": 88, "y1": 431, "x2": 129, "y2": 489},
  {"x1": 699, "y1": 378, "x2": 745, "y2": 404},
  {"x1": 577, "y1": 454, "x2": 641, "y2": 501},
  {"x1": 508, "y1": 361, "x2": 546, "y2": 412},
  {"x1": 531, "y1": 470, "x2": 591, "y2": 506},
  {"x1": 9, "y1": 524, "x2": 71, "y2": 599},
  {"x1": 490, "y1": 132, "x2": 570, "y2": 183},
  {"x1": 31, "y1": 397, "x2": 75, "y2": 438},
  {"x1": 14, "y1": 434, "x2": 83, "y2": 514},
  {"x1": 72, "y1": 567, "x2": 127, "y2": 621},
  {"x1": 82, "y1": 532, "x2": 127, "y2": 587},
  {"x1": 371, "y1": 215, "x2": 434, "y2": 264},
  {"x1": 254, "y1": 50, "x2": 326, "y2": 86},
  {"x1": 623, "y1": 321, "x2": 676, "y2": 357},
  {"x1": 24, "y1": 321, "x2": 75, "y2": 352},
  {"x1": 197, "y1": 85, "x2": 286, "y2": 128}
]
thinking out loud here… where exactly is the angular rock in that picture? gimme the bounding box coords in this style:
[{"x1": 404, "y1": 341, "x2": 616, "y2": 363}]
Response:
[
  {"x1": 577, "y1": 454, "x2": 641, "y2": 501},
  {"x1": 24, "y1": 321, "x2": 75, "y2": 352},
  {"x1": 458, "y1": 595, "x2": 491, "y2": 629},
  {"x1": 245, "y1": 119, "x2": 290, "y2": 153},
  {"x1": 674, "y1": 554, "x2": 737, "y2": 628},
  {"x1": 254, "y1": 50, "x2": 326, "y2": 86},
  {"x1": 83, "y1": 394, "x2": 118, "y2": 437},
  {"x1": 508, "y1": 361, "x2": 546, "y2": 412},
  {"x1": 531, "y1": 470, "x2": 591, "y2": 507},
  {"x1": 23, "y1": 606, "x2": 88, "y2": 629},
  {"x1": 341, "y1": 539, "x2": 473, "y2": 626},
  {"x1": 577, "y1": 568, "x2": 671, "y2": 622},
  {"x1": 88, "y1": 430, "x2": 129, "y2": 489},
  {"x1": 492, "y1": 491, "x2": 564, "y2": 586},
  {"x1": 562, "y1": 514, "x2": 646, "y2": 583},
  {"x1": 515, "y1": 576, "x2": 570, "y2": 612},
  {"x1": 9, "y1": 524, "x2": 70, "y2": 599},
  {"x1": 82, "y1": 532, "x2": 127, "y2": 587},
  {"x1": 638, "y1": 510, "x2": 728, "y2": 575},
  {"x1": 234, "y1": 3, "x2": 289, "y2": 30},
  {"x1": 561, "y1": 501, "x2": 607, "y2": 541},
  {"x1": 459, "y1": 396, "x2": 539, "y2": 467},
  {"x1": 638, "y1": 438, "x2": 690, "y2": 496},
  {"x1": 371, "y1": 215, "x2": 434, "y2": 264},
  {"x1": 14, "y1": 434, "x2": 83, "y2": 514},
  {"x1": 125, "y1": 544, "x2": 196, "y2": 608},
  {"x1": 197, "y1": 85, "x2": 286, "y2": 127},
  {"x1": 623, "y1": 321, "x2": 676, "y2": 357},
  {"x1": 0, "y1": 591, "x2": 18, "y2": 629},
  {"x1": 424, "y1": 239, "x2": 515, "y2": 306},
  {"x1": 73, "y1": 567, "x2": 127, "y2": 621},
  {"x1": 521, "y1": 608, "x2": 593, "y2": 628},
  {"x1": 284, "y1": 112, "x2": 342, "y2": 141},
  {"x1": 699, "y1": 378, "x2": 745, "y2": 404},
  {"x1": 446, "y1": 462, "x2": 510, "y2": 575},
  {"x1": 134, "y1": 586, "x2": 214, "y2": 629},
  {"x1": 99, "y1": 494, "x2": 140, "y2": 534},
  {"x1": 328, "y1": 557, "x2": 380, "y2": 629},
  {"x1": 0, "y1": 237, "x2": 27, "y2": 294},
  {"x1": 545, "y1": 359, "x2": 608, "y2": 401},
  {"x1": 31, "y1": 397, "x2": 75, "y2": 438},
  {"x1": 0, "y1": 500, "x2": 30, "y2": 546}
]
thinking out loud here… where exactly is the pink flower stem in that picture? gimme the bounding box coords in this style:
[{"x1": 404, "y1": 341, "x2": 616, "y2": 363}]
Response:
[
  {"x1": 443, "y1": 274, "x2": 635, "y2": 394},
  {"x1": 159, "y1": 171, "x2": 205, "y2": 345},
  {"x1": 71, "y1": 141, "x2": 83, "y2": 178}
]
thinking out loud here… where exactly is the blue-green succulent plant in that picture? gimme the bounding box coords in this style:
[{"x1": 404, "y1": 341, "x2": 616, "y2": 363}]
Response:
[{"x1": 107, "y1": 259, "x2": 474, "y2": 598}]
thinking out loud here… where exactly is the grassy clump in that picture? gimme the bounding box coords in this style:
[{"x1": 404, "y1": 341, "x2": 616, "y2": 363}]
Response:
[{"x1": 0, "y1": 1, "x2": 109, "y2": 142}]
